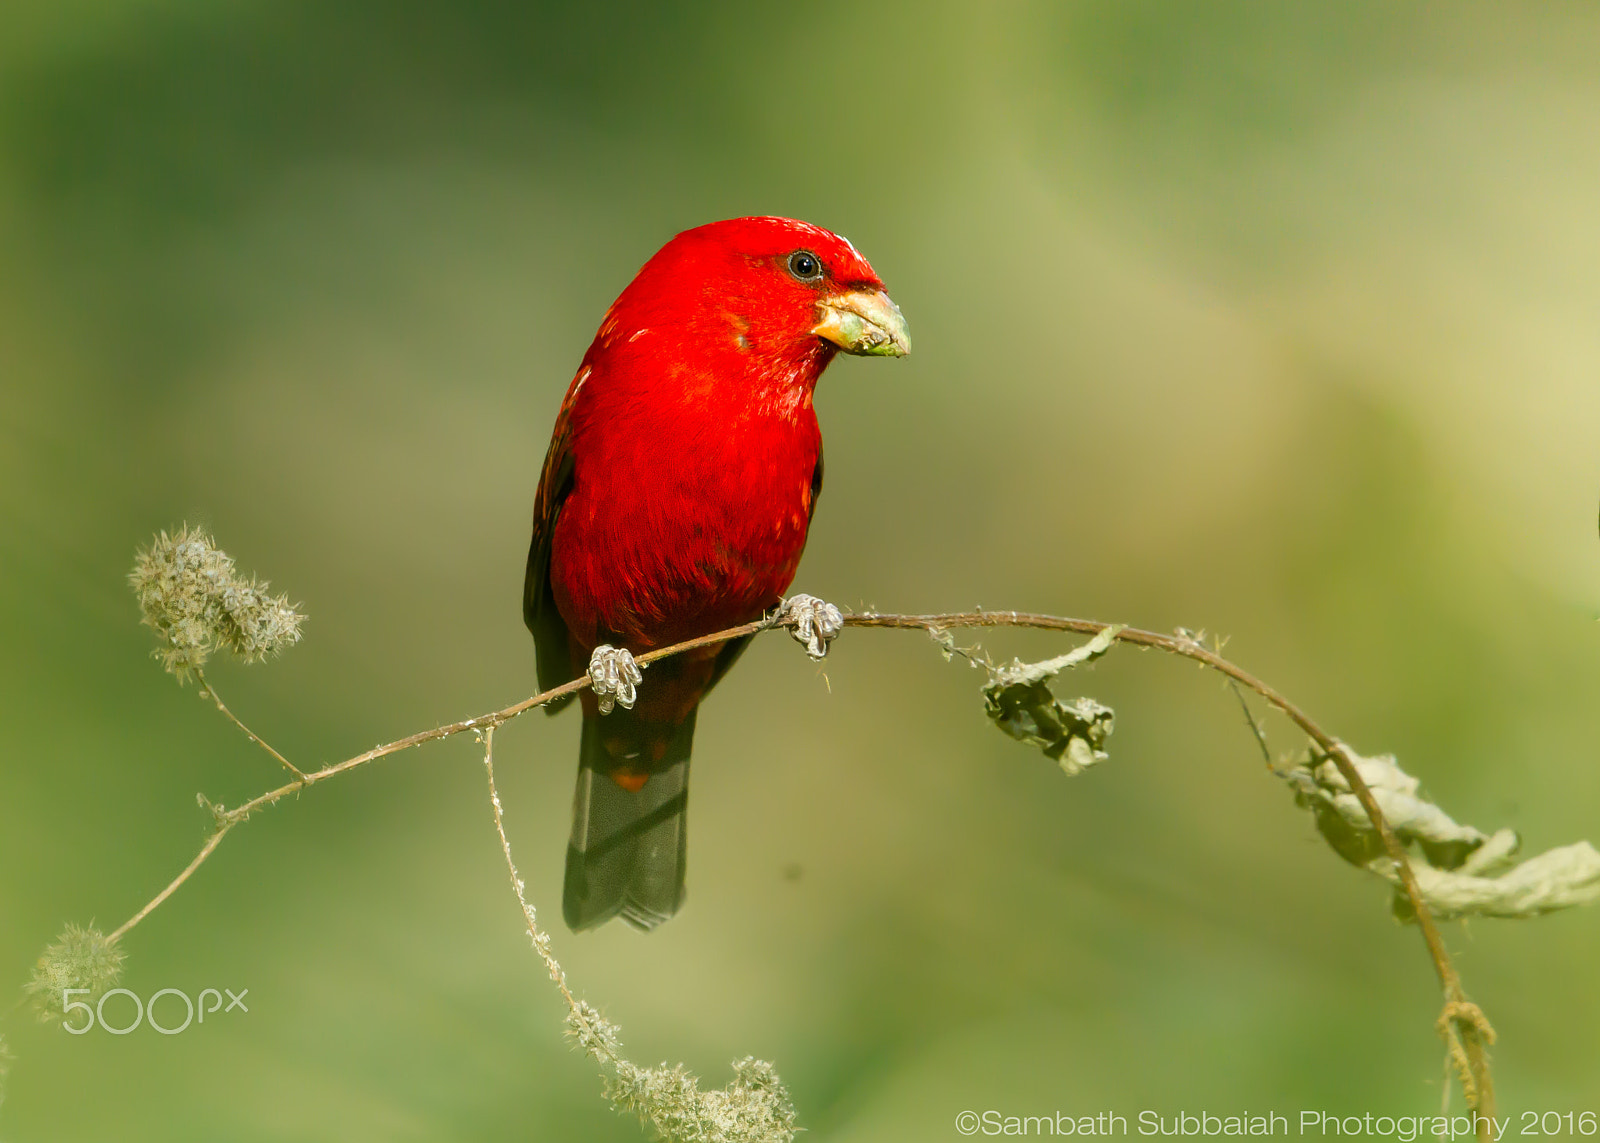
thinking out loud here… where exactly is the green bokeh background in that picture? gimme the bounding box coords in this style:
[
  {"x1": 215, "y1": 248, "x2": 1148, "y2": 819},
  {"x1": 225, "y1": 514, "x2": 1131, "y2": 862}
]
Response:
[{"x1": 3, "y1": 2, "x2": 1598, "y2": 1139}]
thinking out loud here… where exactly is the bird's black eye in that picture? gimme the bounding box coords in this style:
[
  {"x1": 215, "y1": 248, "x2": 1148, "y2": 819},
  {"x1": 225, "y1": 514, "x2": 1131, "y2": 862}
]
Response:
[{"x1": 787, "y1": 250, "x2": 823, "y2": 282}]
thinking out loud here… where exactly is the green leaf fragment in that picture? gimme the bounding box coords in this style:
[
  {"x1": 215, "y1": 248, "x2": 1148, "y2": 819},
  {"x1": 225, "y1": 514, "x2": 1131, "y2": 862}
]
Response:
[
  {"x1": 987, "y1": 624, "x2": 1124, "y2": 689},
  {"x1": 982, "y1": 626, "x2": 1121, "y2": 773}
]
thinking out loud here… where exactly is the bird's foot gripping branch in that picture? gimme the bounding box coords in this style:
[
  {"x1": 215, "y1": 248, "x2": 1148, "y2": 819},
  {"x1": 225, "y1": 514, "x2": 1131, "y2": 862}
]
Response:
[
  {"x1": 8, "y1": 533, "x2": 1600, "y2": 1143},
  {"x1": 770, "y1": 593, "x2": 844, "y2": 661},
  {"x1": 588, "y1": 645, "x2": 644, "y2": 714}
]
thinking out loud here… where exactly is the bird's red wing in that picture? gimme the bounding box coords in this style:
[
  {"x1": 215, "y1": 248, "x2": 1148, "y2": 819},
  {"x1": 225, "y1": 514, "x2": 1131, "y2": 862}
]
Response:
[{"x1": 524, "y1": 378, "x2": 583, "y2": 707}]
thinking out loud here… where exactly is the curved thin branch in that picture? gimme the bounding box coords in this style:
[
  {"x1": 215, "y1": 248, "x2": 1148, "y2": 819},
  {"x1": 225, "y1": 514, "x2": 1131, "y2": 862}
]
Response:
[
  {"x1": 195, "y1": 668, "x2": 307, "y2": 781},
  {"x1": 844, "y1": 610, "x2": 1494, "y2": 1125},
  {"x1": 106, "y1": 605, "x2": 1495, "y2": 1125},
  {"x1": 106, "y1": 824, "x2": 234, "y2": 943}
]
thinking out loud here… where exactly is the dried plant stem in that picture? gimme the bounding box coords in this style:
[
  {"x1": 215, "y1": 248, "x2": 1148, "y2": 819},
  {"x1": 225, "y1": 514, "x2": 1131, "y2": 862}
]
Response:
[
  {"x1": 481, "y1": 727, "x2": 617, "y2": 1058},
  {"x1": 106, "y1": 824, "x2": 233, "y2": 944},
  {"x1": 108, "y1": 605, "x2": 1494, "y2": 1126},
  {"x1": 195, "y1": 668, "x2": 307, "y2": 781},
  {"x1": 202, "y1": 622, "x2": 775, "y2": 829},
  {"x1": 482, "y1": 726, "x2": 577, "y2": 1007},
  {"x1": 104, "y1": 638, "x2": 731, "y2": 945},
  {"x1": 1226, "y1": 679, "x2": 1274, "y2": 767}
]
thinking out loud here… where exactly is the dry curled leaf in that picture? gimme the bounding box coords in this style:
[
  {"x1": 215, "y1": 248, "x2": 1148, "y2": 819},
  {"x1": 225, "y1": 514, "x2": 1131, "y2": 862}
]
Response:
[
  {"x1": 983, "y1": 627, "x2": 1121, "y2": 774},
  {"x1": 1283, "y1": 747, "x2": 1600, "y2": 921}
]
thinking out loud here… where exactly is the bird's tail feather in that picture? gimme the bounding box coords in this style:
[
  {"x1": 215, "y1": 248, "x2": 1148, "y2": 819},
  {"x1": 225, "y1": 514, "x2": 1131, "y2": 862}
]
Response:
[{"x1": 563, "y1": 711, "x2": 692, "y2": 931}]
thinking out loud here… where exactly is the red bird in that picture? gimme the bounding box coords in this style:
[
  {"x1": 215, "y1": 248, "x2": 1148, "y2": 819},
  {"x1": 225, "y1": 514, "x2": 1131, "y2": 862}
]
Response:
[{"x1": 524, "y1": 217, "x2": 909, "y2": 931}]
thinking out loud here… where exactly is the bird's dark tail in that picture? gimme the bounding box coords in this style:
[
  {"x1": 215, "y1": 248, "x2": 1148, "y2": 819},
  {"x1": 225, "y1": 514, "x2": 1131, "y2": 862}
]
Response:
[{"x1": 563, "y1": 710, "x2": 693, "y2": 931}]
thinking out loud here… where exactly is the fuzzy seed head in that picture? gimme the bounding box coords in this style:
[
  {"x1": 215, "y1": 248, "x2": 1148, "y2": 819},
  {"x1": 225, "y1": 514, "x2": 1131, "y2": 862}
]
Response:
[
  {"x1": 25, "y1": 924, "x2": 126, "y2": 1023},
  {"x1": 603, "y1": 1055, "x2": 796, "y2": 1142},
  {"x1": 567, "y1": 1000, "x2": 624, "y2": 1061},
  {"x1": 564, "y1": 998, "x2": 795, "y2": 1141},
  {"x1": 129, "y1": 527, "x2": 304, "y2": 681}
]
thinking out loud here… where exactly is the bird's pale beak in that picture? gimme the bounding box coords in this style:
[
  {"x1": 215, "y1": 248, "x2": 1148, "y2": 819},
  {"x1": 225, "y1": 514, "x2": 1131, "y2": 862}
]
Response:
[{"x1": 812, "y1": 289, "x2": 911, "y2": 357}]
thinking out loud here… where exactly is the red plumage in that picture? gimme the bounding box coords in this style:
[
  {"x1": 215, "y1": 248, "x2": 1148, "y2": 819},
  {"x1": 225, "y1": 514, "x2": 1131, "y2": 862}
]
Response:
[{"x1": 525, "y1": 216, "x2": 908, "y2": 930}]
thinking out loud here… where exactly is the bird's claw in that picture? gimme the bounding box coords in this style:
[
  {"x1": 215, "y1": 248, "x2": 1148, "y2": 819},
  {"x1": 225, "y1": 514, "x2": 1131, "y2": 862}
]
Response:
[
  {"x1": 588, "y1": 645, "x2": 643, "y2": 715},
  {"x1": 776, "y1": 593, "x2": 844, "y2": 661}
]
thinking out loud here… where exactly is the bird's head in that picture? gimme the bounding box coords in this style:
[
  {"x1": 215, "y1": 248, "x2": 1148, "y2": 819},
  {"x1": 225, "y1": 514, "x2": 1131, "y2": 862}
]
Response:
[{"x1": 598, "y1": 216, "x2": 909, "y2": 389}]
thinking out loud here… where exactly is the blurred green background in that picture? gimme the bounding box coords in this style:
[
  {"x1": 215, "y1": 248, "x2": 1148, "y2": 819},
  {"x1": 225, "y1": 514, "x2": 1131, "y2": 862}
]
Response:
[{"x1": 3, "y1": 1, "x2": 1598, "y2": 1139}]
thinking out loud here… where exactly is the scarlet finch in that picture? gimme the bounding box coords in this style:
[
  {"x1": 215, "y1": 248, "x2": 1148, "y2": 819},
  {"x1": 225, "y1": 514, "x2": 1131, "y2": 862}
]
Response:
[{"x1": 524, "y1": 217, "x2": 909, "y2": 931}]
